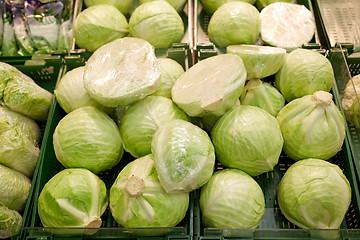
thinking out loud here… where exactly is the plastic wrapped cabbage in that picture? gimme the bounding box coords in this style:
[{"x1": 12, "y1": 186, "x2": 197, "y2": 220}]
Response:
[
  {"x1": 0, "y1": 128, "x2": 40, "y2": 178},
  {"x1": 152, "y1": 58, "x2": 185, "y2": 98},
  {"x1": 84, "y1": 0, "x2": 133, "y2": 15},
  {"x1": 277, "y1": 91, "x2": 345, "y2": 161},
  {"x1": 120, "y1": 96, "x2": 189, "y2": 158},
  {"x1": 110, "y1": 155, "x2": 189, "y2": 228},
  {"x1": 0, "y1": 105, "x2": 41, "y2": 143},
  {"x1": 200, "y1": 0, "x2": 256, "y2": 15},
  {"x1": 140, "y1": 0, "x2": 187, "y2": 12},
  {"x1": 275, "y1": 49, "x2": 334, "y2": 102},
  {"x1": 129, "y1": 1, "x2": 184, "y2": 48},
  {"x1": 53, "y1": 106, "x2": 124, "y2": 174},
  {"x1": 54, "y1": 66, "x2": 114, "y2": 114},
  {"x1": 84, "y1": 37, "x2": 161, "y2": 107},
  {"x1": 0, "y1": 164, "x2": 31, "y2": 212},
  {"x1": 74, "y1": 5, "x2": 129, "y2": 52},
  {"x1": 151, "y1": 119, "x2": 215, "y2": 193},
  {"x1": 342, "y1": 74, "x2": 360, "y2": 128},
  {"x1": 0, "y1": 204, "x2": 22, "y2": 239},
  {"x1": 3, "y1": 75, "x2": 53, "y2": 122},
  {"x1": 211, "y1": 105, "x2": 284, "y2": 176},
  {"x1": 208, "y1": 2, "x2": 260, "y2": 47},
  {"x1": 172, "y1": 54, "x2": 246, "y2": 117},
  {"x1": 200, "y1": 169, "x2": 265, "y2": 228},
  {"x1": 278, "y1": 159, "x2": 351, "y2": 229},
  {"x1": 227, "y1": 44, "x2": 286, "y2": 79},
  {"x1": 260, "y1": 2, "x2": 315, "y2": 50},
  {"x1": 38, "y1": 168, "x2": 108, "y2": 231},
  {"x1": 240, "y1": 79, "x2": 285, "y2": 116}
]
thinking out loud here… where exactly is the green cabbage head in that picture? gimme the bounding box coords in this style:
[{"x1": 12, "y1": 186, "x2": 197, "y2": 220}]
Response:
[
  {"x1": 140, "y1": 0, "x2": 187, "y2": 12},
  {"x1": 110, "y1": 155, "x2": 189, "y2": 228},
  {"x1": 277, "y1": 91, "x2": 345, "y2": 161},
  {"x1": 211, "y1": 105, "x2": 283, "y2": 176},
  {"x1": 0, "y1": 204, "x2": 22, "y2": 239},
  {"x1": 120, "y1": 96, "x2": 189, "y2": 158},
  {"x1": 151, "y1": 119, "x2": 215, "y2": 193},
  {"x1": 278, "y1": 159, "x2": 351, "y2": 229},
  {"x1": 53, "y1": 106, "x2": 124, "y2": 174},
  {"x1": 0, "y1": 164, "x2": 31, "y2": 212},
  {"x1": 84, "y1": 0, "x2": 133, "y2": 15},
  {"x1": 200, "y1": 169, "x2": 265, "y2": 228},
  {"x1": 200, "y1": 0, "x2": 256, "y2": 15},
  {"x1": 342, "y1": 74, "x2": 360, "y2": 128},
  {"x1": 275, "y1": 49, "x2": 334, "y2": 102},
  {"x1": 38, "y1": 168, "x2": 108, "y2": 230}
]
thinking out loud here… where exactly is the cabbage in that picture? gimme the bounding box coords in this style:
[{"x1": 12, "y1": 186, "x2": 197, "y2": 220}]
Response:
[
  {"x1": 277, "y1": 91, "x2": 345, "y2": 161},
  {"x1": 152, "y1": 58, "x2": 185, "y2": 98},
  {"x1": 84, "y1": 37, "x2": 161, "y2": 107},
  {"x1": 0, "y1": 164, "x2": 31, "y2": 212},
  {"x1": 211, "y1": 105, "x2": 283, "y2": 176},
  {"x1": 151, "y1": 119, "x2": 215, "y2": 193},
  {"x1": 256, "y1": 0, "x2": 294, "y2": 10},
  {"x1": 200, "y1": 0, "x2": 256, "y2": 15},
  {"x1": 240, "y1": 79, "x2": 285, "y2": 116},
  {"x1": 140, "y1": 0, "x2": 187, "y2": 12},
  {"x1": 275, "y1": 49, "x2": 334, "y2": 102},
  {"x1": 208, "y1": 2, "x2": 260, "y2": 47},
  {"x1": 278, "y1": 159, "x2": 351, "y2": 229},
  {"x1": 54, "y1": 66, "x2": 114, "y2": 115},
  {"x1": 120, "y1": 96, "x2": 189, "y2": 158},
  {"x1": 38, "y1": 168, "x2": 108, "y2": 230},
  {"x1": 129, "y1": 1, "x2": 184, "y2": 48},
  {"x1": 226, "y1": 44, "x2": 286, "y2": 79},
  {"x1": 172, "y1": 54, "x2": 246, "y2": 117},
  {"x1": 260, "y1": 2, "x2": 315, "y2": 50},
  {"x1": 74, "y1": 5, "x2": 129, "y2": 52},
  {"x1": 110, "y1": 155, "x2": 189, "y2": 227},
  {"x1": 342, "y1": 74, "x2": 360, "y2": 128},
  {"x1": 0, "y1": 105, "x2": 41, "y2": 143},
  {"x1": 84, "y1": 0, "x2": 133, "y2": 15},
  {"x1": 200, "y1": 169, "x2": 265, "y2": 228},
  {"x1": 3, "y1": 75, "x2": 53, "y2": 122},
  {"x1": 0, "y1": 204, "x2": 22, "y2": 239},
  {"x1": 53, "y1": 106, "x2": 123, "y2": 174},
  {"x1": 0, "y1": 128, "x2": 40, "y2": 178}
]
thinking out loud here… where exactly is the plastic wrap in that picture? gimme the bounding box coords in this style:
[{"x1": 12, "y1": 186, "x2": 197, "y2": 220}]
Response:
[
  {"x1": 151, "y1": 119, "x2": 215, "y2": 193},
  {"x1": 2, "y1": 2, "x2": 18, "y2": 56},
  {"x1": 83, "y1": 37, "x2": 161, "y2": 107},
  {"x1": 260, "y1": 2, "x2": 315, "y2": 51},
  {"x1": 0, "y1": 204, "x2": 22, "y2": 239},
  {"x1": 0, "y1": 164, "x2": 31, "y2": 212},
  {"x1": 109, "y1": 155, "x2": 189, "y2": 228},
  {"x1": 171, "y1": 54, "x2": 246, "y2": 117}
]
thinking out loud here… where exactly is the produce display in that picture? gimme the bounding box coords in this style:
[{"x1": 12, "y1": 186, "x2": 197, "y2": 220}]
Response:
[{"x1": 342, "y1": 74, "x2": 360, "y2": 128}]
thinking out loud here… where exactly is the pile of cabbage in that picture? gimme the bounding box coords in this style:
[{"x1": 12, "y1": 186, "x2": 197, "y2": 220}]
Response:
[
  {"x1": 73, "y1": 0, "x2": 187, "y2": 52},
  {"x1": 37, "y1": 35, "x2": 350, "y2": 234},
  {"x1": 0, "y1": 63, "x2": 53, "y2": 238}
]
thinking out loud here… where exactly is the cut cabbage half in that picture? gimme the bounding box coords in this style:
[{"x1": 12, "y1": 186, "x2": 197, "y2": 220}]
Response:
[
  {"x1": 227, "y1": 44, "x2": 286, "y2": 79},
  {"x1": 84, "y1": 37, "x2": 161, "y2": 107},
  {"x1": 260, "y1": 2, "x2": 315, "y2": 51},
  {"x1": 171, "y1": 54, "x2": 246, "y2": 117}
]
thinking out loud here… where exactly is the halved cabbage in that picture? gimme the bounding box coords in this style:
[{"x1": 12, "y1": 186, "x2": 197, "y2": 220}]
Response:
[
  {"x1": 277, "y1": 91, "x2": 345, "y2": 161},
  {"x1": 172, "y1": 54, "x2": 246, "y2": 117},
  {"x1": 84, "y1": 37, "x2": 161, "y2": 107},
  {"x1": 120, "y1": 96, "x2": 189, "y2": 158},
  {"x1": 53, "y1": 106, "x2": 123, "y2": 174},
  {"x1": 200, "y1": 169, "x2": 265, "y2": 228},
  {"x1": 110, "y1": 155, "x2": 189, "y2": 227},
  {"x1": 211, "y1": 105, "x2": 283, "y2": 176},
  {"x1": 151, "y1": 119, "x2": 215, "y2": 193},
  {"x1": 38, "y1": 168, "x2": 108, "y2": 230}
]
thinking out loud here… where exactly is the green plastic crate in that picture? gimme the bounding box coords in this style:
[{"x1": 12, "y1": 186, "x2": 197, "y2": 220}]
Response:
[
  {"x1": 194, "y1": 0, "x2": 321, "y2": 57},
  {"x1": 0, "y1": 55, "x2": 64, "y2": 240},
  {"x1": 193, "y1": 50, "x2": 360, "y2": 240},
  {"x1": 22, "y1": 48, "x2": 194, "y2": 240},
  {"x1": 313, "y1": 0, "x2": 360, "y2": 52}
]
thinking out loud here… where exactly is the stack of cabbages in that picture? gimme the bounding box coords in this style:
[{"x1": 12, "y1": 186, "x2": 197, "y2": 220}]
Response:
[
  {"x1": 0, "y1": 63, "x2": 53, "y2": 238},
  {"x1": 38, "y1": 35, "x2": 351, "y2": 233}
]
